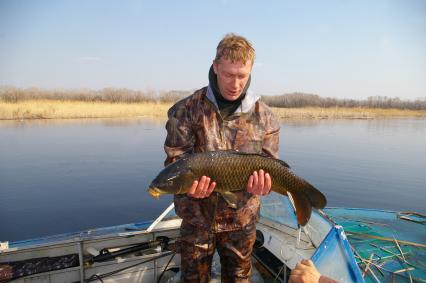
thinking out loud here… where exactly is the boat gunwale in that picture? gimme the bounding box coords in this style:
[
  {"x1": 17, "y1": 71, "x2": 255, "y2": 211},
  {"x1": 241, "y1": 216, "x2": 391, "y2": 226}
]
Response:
[
  {"x1": 325, "y1": 206, "x2": 405, "y2": 214},
  {"x1": 1, "y1": 217, "x2": 183, "y2": 254}
]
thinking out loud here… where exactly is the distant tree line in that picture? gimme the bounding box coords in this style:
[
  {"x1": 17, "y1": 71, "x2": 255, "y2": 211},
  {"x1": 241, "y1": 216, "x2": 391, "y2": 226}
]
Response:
[
  {"x1": 0, "y1": 86, "x2": 190, "y2": 104},
  {"x1": 1, "y1": 87, "x2": 425, "y2": 110},
  {"x1": 261, "y1": 92, "x2": 426, "y2": 110}
]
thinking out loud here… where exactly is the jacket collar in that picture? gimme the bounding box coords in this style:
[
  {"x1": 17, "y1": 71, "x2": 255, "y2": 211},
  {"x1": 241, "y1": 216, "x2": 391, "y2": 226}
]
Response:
[{"x1": 206, "y1": 85, "x2": 260, "y2": 114}]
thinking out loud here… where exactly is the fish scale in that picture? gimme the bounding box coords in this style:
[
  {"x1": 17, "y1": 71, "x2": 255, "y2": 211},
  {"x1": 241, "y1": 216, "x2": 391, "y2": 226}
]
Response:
[
  {"x1": 188, "y1": 152, "x2": 303, "y2": 195},
  {"x1": 148, "y1": 150, "x2": 327, "y2": 226}
]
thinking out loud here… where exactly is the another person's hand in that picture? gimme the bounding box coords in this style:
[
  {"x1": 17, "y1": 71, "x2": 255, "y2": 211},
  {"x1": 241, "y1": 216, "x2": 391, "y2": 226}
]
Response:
[
  {"x1": 247, "y1": 169, "x2": 271, "y2": 196},
  {"x1": 289, "y1": 259, "x2": 337, "y2": 283},
  {"x1": 187, "y1": 176, "x2": 216, "y2": 198}
]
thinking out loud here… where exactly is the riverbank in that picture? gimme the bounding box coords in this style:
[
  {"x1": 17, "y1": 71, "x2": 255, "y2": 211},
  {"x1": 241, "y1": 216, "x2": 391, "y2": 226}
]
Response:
[
  {"x1": 1, "y1": 100, "x2": 425, "y2": 120},
  {"x1": 0, "y1": 100, "x2": 171, "y2": 120}
]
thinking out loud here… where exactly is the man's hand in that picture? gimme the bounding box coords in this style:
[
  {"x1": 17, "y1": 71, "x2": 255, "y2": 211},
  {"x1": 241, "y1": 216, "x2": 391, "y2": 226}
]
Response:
[
  {"x1": 289, "y1": 259, "x2": 337, "y2": 283},
  {"x1": 247, "y1": 169, "x2": 271, "y2": 196},
  {"x1": 187, "y1": 176, "x2": 216, "y2": 198}
]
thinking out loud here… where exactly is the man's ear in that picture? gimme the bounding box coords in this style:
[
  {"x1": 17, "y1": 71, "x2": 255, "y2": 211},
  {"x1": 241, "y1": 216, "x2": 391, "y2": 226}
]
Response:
[{"x1": 212, "y1": 60, "x2": 218, "y2": 74}]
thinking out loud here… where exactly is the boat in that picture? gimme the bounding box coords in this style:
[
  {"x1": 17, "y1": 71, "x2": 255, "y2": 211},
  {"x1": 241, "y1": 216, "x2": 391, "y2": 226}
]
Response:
[
  {"x1": 1, "y1": 192, "x2": 425, "y2": 282},
  {"x1": 325, "y1": 208, "x2": 426, "y2": 282}
]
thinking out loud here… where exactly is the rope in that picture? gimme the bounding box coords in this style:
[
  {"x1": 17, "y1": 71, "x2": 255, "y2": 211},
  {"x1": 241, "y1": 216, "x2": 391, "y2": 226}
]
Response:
[
  {"x1": 157, "y1": 251, "x2": 177, "y2": 283},
  {"x1": 85, "y1": 251, "x2": 173, "y2": 282},
  {"x1": 345, "y1": 231, "x2": 426, "y2": 248},
  {"x1": 397, "y1": 211, "x2": 426, "y2": 224}
]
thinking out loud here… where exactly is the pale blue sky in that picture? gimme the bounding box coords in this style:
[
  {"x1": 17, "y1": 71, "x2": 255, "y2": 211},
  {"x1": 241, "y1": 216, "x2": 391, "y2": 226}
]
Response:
[{"x1": 0, "y1": 0, "x2": 425, "y2": 99}]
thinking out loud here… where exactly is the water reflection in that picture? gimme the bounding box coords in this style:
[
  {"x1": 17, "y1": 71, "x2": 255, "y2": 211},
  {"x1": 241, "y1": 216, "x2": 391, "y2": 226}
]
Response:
[
  {"x1": 365, "y1": 118, "x2": 426, "y2": 134},
  {"x1": 0, "y1": 117, "x2": 167, "y2": 128}
]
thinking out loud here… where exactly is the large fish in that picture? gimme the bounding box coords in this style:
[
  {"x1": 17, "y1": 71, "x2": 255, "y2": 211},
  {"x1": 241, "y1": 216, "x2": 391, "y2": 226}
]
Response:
[{"x1": 148, "y1": 151, "x2": 326, "y2": 226}]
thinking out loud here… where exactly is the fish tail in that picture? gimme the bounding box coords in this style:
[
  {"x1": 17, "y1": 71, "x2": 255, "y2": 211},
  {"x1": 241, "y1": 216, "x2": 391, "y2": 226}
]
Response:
[
  {"x1": 291, "y1": 181, "x2": 327, "y2": 226},
  {"x1": 303, "y1": 181, "x2": 327, "y2": 209},
  {"x1": 272, "y1": 178, "x2": 326, "y2": 226},
  {"x1": 291, "y1": 192, "x2": 312, "y2": 226},
  {"x1": 271, "y1": 185, "x2": 312, "y2": 226}
]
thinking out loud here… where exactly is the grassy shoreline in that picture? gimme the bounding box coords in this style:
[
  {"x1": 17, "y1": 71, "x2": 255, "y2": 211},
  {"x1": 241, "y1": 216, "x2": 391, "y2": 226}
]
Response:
[{"x1": 1, "y1": 100, "x2": 425, "y2": 120}]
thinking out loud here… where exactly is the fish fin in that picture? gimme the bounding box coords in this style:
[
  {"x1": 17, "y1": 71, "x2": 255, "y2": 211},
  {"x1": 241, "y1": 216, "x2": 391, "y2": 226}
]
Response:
[
  {"x1": 221, "y1": 191, "x2": 238, "y2": 209},
  {"x1": 276, "y1": 159, "x2": 290, "y2": 168}
]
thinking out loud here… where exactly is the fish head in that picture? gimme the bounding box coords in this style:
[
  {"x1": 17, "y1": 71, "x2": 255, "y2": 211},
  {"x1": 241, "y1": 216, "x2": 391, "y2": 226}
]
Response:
[
  {"x1": 147, "y1": 186, "x2": 164, "y2": 199},
  {"x1": 147, "y1": 161, "x2": 195, "y2": 197}
]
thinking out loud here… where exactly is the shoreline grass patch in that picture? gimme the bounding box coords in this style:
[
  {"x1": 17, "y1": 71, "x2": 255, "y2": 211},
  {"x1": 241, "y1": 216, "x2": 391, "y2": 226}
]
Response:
[
  {"x1": 0, "y1": 100, "x2": 173, "y2": 120},
  {"x1": 1, "y1": 100, "x2": 426, "y2": 120}
]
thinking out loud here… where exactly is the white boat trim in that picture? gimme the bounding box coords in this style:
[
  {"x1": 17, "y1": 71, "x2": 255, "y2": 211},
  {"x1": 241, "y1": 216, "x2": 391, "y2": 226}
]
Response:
[{"x1": 146, "y1": 203, "x2": 175, "y2": 233}]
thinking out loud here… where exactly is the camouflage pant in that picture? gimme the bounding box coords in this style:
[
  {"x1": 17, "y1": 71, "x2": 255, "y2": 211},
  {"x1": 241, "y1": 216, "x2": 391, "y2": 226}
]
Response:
[{"x1": 179, "y1": 221, "x2": 257, "y2": 283}]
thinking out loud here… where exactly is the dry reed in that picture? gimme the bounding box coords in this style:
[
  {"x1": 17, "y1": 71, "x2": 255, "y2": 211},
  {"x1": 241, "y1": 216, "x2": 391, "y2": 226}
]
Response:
[
  {"x1": 1, "y1": 100, "x2": 425, "y2": 120},
  {"x1": 0, "y1": 100, "x2": 172, "y2": 120},
  {"x1": 271, "y1": 106, "x2": 426, "y2": 119}
]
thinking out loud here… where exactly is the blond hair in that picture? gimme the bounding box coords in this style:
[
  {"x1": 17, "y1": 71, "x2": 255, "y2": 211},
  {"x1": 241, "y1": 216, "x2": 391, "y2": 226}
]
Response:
[{"x1": 214, "y1": 33, "x2": 255, "y2": 65}]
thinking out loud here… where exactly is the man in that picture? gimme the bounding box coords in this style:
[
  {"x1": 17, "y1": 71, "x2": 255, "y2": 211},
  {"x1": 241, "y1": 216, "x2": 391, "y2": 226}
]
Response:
[
  {"x1": 289, "y1": 260, "x2": 337, "y2": 283},
  {"x1": 164, "y1": 33, "x2": 279, "y2": 282}
]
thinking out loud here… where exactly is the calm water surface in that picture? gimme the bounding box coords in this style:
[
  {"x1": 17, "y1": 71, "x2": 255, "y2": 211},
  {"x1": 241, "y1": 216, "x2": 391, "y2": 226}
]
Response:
[{"x1": 1, "y1": 118, "x2": 425, "y2": 241}]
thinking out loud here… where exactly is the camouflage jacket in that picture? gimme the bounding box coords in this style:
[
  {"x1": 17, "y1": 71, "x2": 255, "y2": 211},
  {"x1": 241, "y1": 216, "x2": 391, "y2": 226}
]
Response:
[{"x1": 164, "y1": 86, "x2": 280, "y2": 232}]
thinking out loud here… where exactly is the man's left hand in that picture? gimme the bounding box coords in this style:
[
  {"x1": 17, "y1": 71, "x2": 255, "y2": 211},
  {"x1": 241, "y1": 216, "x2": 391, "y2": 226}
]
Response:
[{"x1": 247, "y1": 169, "x2": 271, "y2": 196}]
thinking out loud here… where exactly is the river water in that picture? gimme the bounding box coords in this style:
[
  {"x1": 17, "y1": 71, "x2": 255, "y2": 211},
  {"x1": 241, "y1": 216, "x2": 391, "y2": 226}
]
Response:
[{"x1": 1, "y1": 118, "x2": 425, "y2": 241}]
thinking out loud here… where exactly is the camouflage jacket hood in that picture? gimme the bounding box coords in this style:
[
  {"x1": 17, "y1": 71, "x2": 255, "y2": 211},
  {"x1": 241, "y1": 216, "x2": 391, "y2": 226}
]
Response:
[{"x1": 164, "y1": 86, "x2": 280, "y2": 232}]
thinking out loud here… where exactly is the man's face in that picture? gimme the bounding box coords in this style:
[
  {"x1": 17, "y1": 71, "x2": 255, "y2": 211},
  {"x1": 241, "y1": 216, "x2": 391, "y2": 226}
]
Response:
[{"x1": 213, "y1": 58, "x2": 252, "y2": 101}]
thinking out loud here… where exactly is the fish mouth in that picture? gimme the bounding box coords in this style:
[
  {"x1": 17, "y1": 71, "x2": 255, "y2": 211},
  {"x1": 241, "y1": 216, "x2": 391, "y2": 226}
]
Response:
[{"x1": 147, "y1": 187, "x2": 162, "y2": 199}]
